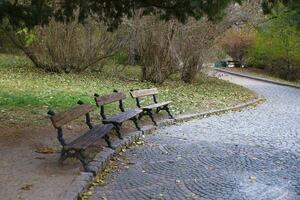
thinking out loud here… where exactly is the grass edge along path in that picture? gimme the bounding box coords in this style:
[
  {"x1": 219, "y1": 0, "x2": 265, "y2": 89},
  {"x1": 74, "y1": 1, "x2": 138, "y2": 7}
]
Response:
[{"x1": 223, "y1": 67, "x2": 300, "y2": 87}]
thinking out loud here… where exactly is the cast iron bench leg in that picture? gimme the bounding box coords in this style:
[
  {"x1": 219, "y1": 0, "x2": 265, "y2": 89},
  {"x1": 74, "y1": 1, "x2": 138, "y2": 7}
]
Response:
[
  {"x1": 156, "y1": 107, "x2": 160, "y2": 113},
  {"x1": 77, "y1": 150, "x2": 88, "y2": 170},
  {"x1": 138, "y1": 113, "x2": 144, "y2": 120},
  {"x1": 104, "y1": 134, "x2": 113, "y2": 149},
  {"x1": 164, "y1": 105, "x2": 174, "y2": 119},
  {"x1": 114, "y1": 123, "x2": 123, "y2": 139},
  {"x1": 58, "y1": 149, "x2": 68, "y2": 165},
  {"x1": 131, "y1": 116, "x2": 141, "y2": 131},
  {"x1": 147, "y1": 110, "x2": 157, "y2": 126}
]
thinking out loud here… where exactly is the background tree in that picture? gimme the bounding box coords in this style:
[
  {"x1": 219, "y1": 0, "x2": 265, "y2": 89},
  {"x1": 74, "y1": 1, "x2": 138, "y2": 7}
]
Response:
[
  {"x1": 219, "y1": 28, "x2": 255, "y2": 66},
  {"x1": 174, "y1": 18, "x2": 222, "y2": 83},
  {"x1": 0, "y1": 0, "x2": 242, "y2": 74},
  {"x1": 134, "y1": 15, "x2": 177, "y2": 83},
  {"x1": 30, "y1": 20, "x2": 128, "y2": 72},
  {"x1": 247, "y1": 9, "x2": 300, "y2": 80},
  {"x1": 0, "y1": 0, "x2": 242, "y2": 30},
  {"x1": 133, "y1": 14, "x2": 231, "y2": 83},
  {"x1": 225, "y1": 0, "x2": 267, "y2": 28},
  {"x1": 122, "y1": 1, "x2": 268, "y2": 84},
  {"x1": 262, "y1": 0, "x2": 300, "y2": 27}
]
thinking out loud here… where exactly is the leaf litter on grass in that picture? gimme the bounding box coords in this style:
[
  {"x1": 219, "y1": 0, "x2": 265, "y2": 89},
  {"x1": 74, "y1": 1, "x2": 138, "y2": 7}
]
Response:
[{"x1": 0, "y1": 54, "x2": 257, "y2": 128}]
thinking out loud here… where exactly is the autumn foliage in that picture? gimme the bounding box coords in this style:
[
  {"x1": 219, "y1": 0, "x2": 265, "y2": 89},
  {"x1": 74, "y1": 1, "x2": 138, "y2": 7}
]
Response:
[{"x1": 219, "y1": 29, "x2": 255, "y2": 65}]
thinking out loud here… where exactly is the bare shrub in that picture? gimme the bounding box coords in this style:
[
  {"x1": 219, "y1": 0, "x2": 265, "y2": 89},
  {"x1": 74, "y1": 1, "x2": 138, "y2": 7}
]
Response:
[
  {"x1": 219, "y1": 28, "x2": 255, "y2": 66},
  {"x1": 35, "y1": 19, "x2": 128, "y2": 72},
  {"x1": 134, "y1": 16, "x2": 178, "y2": 83},
  {"x1": 130, "y1": 15, "x2": 223, "y2": 83},
  {"x1": 12, "y1": 19, "x2": 128, "y2": 72},
  {"x1": 174, "y1": 18, "x2": 221, "y2": 83},
  {"x1": 127, "y1": 1, "x2": 264, "y2": 84}
]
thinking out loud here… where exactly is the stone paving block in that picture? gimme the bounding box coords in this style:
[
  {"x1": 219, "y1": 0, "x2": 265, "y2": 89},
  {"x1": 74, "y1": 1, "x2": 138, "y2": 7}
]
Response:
[
  {"x1": 59, "y1": 172, "x2": 94, "y2": 200},
  {"x1": 86, "y1": 166, "x2": 98, "y2": 176},
  {"x1": 93, "y1": 153, "x2": 106, "y2": 163},
  {"x1": 157, "y1": 118, "x2": 174, "y2": 127},
  {"x1": 174, "y1": 113, "x2": 199, "y2": 122},
  {"x1": 141, "y1": 125, "x2": 157, "y2": 135},
  {"x1": 101, "y1": 147, "x2": 115, "y2": 161},
  {"x1": 76, "y1": 172, "x2": 94, "y2": 182}
]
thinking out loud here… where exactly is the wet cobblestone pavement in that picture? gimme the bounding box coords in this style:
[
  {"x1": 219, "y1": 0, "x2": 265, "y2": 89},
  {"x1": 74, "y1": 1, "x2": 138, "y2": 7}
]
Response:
[{"x1": 90, "y1": 74, "x2": 300, "y2": 200}]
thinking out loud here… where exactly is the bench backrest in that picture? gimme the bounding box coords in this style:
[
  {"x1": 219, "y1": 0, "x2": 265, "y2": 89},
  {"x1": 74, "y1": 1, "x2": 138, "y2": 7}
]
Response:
[
  {"x1": 130, "y1": 88, "x2": 159, "y2": 98},
  {"x1": 49, "y1": 104, "x2": 95, "y2": 128},
  {"x1": 95, "y1": 92, "x2": 126, "y2": 106}
]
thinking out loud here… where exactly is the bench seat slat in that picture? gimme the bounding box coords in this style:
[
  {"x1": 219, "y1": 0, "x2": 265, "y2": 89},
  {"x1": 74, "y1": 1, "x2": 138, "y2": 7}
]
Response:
[
  {"x1": 66, "y1": 124, "x2": 114, "y2": 149},
  {"x1": 142, "y1": 101, "x2": 172, "y2": 110},
  {"x1": 103, "y1": 109, "x2": 142, "y2": 124}
]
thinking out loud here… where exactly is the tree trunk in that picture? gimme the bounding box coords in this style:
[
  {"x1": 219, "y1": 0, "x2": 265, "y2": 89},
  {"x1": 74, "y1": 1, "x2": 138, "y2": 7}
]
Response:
[
  {"x1": 181, "y1": 64, "x2": 198, "y2": 83},
  {"x1": 0, "y1": 26, "x2": 43, "y2": 68}
]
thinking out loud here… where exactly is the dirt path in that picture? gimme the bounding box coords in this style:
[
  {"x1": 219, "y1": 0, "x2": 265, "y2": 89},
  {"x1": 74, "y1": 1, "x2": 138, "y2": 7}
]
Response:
[{"x1": 0, "y1": 126, "x2": 89, "y2": 200}]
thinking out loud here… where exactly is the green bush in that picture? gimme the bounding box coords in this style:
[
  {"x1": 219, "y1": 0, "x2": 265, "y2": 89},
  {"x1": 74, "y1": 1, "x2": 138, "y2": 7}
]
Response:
[
  {"x1": 247, "y1": 11, "x2": 300, "y2": 81},
  {"x1": 112, "y1": 50, "x2": 129, "y2": 65},
  {"x1": 0, "y1": 31, "x2": 20, "y2": 54}
]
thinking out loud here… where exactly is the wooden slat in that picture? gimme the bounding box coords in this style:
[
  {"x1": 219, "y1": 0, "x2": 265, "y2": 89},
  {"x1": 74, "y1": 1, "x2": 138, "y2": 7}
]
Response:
[
  {"x1": 103, "y1": 109, "x2": 142, "y2": 124},
  {"x1": 130, "y1": 88, "x2": 159, "y2": 98},
  {"x1": 95, "y1": 92, "x2": 126, "y2": 106},
  {"x1": 66, "y1": 124, "x2": 114, "y2": 149},
  {"x1": 142, "y1": 101, "x2": 172, "y2": 110},
  {"x1": 51, "y1": 104, "x2": 95, "y2": 128}
]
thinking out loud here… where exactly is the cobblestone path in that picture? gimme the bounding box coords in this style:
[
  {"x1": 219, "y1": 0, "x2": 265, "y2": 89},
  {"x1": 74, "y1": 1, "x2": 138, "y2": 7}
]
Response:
[{"x1": 90, "y1": 74, "x2": 300, "y2": 200}]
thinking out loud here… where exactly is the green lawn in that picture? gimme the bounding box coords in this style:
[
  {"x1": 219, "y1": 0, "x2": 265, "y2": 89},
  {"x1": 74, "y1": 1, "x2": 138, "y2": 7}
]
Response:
[{"x1": 0, "y1": 54, "x2": 257, "y2": 128}]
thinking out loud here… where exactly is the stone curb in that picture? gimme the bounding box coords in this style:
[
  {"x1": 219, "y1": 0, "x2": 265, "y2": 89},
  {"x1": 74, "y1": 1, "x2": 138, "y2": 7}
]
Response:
[
  {"x1": 215, "y1": 68, "x2": 300, "y2": 89},
  {"x1": 59, "y1": 97, "x2": 264, "y2": 200},
  {"x1": 58, "y1": 172, "x2": 93, "y2": 200},
  {"x1": 174, "y1": 97, "x2": 264, "y2": 123}
]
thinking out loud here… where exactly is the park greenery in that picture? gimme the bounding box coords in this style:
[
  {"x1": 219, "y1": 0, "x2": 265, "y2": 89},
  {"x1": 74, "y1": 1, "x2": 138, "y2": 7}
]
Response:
[
  {"x1": 0, "y1": 0, "x2": 299, "y2": 127},
  {"x1": 247, "y1": 10, "x2": 300, "y2": 81},
  {"x1": 220, "y1": 0, "x2": 300, "y2": 81},
  {"x1": 0, "y1": 0, "x2": 241, "y2": 30}
]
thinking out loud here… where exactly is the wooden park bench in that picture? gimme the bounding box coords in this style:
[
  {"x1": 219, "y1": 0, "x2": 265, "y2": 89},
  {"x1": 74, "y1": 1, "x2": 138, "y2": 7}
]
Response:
[
  {"x1": 130, "y1": 88, "x2": 173, "y2": 126},
  {"x1": 48, "y1": 102, "x2": 114, "y2": 170},
  {"x1": 94, "y1": 90, "x2": 142, "y2": 139},
  {"x1": 227, "y1": 60, "x2": 241, "y2": 67}
]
